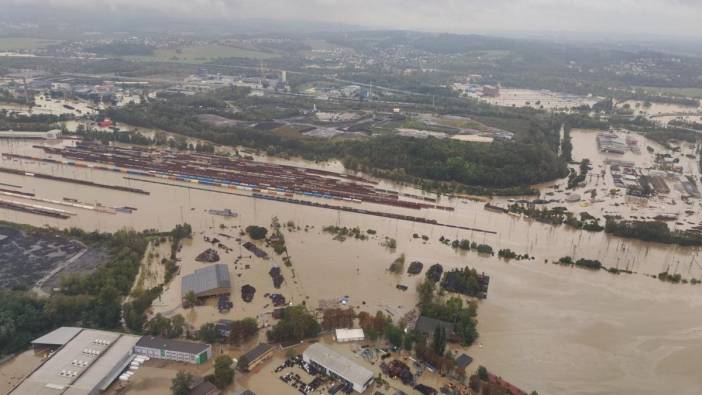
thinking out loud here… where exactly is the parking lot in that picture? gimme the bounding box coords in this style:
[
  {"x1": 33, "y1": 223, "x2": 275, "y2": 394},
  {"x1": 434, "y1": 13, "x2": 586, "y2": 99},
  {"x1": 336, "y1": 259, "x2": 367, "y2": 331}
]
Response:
[{"x1": 274, "y1": 355, "x2": 353, "y2": 395}]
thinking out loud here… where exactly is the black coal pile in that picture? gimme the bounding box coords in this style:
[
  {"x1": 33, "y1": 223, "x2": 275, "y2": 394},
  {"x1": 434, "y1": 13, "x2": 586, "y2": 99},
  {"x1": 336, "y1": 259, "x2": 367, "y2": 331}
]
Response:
[
  {"x1": 195, "y1": 248, "x2": 220, "y2": 262},
  {"x1": 407, "y1": 261, "x2": 424, "y2": 275},
  {"x1": 241, "y1": 284, "x2": 256, "y2": 302},
  {"x1": 426, "y1": 263, "x2": 443, "y2": 282}
]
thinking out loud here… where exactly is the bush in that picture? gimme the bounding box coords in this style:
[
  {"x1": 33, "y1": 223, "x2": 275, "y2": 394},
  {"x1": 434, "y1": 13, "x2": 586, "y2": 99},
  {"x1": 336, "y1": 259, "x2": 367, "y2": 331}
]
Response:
[{"x1": 245, "y1": 225, "x2": 268, "y2": 240}]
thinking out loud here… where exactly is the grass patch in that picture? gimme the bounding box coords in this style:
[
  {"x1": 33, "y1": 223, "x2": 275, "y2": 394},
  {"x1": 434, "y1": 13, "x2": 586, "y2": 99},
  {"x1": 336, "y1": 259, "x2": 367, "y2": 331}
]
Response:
[
  {"x1": 432, "y1": 116, "x2": 490, "y2": 131},
  {"x1": 272, "y1": 124, "x2": 314, "y2": 139},
  {"x1": 0, "y1": 37, "x2": 58, "y2": 51},
  {"x1": 636, "y1": 86, "x2": 702, "y2": 99}
]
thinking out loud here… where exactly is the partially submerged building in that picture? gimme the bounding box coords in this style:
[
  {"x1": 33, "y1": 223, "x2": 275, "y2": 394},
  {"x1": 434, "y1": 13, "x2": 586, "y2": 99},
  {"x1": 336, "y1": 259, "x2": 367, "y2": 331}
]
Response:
[
  {"x1": 302, "y1": 343, "x2": 374, "y2": 393},
  {"x1": 455, "y1": 354, "x2": 474, "y2": 371},
  {"x1": 181, "y1": 263, "x2": 231, "y2": 305},
  {"x1": 238, "y1": 343, "x2": 276, "y2": 372},
  {"x1": 10, "y1": 328, "x2": 141, "y2": 395},
  {"x1": 186, "y1": 376, "x2": 220, "y2": 395},
  {"x1": 134, "y1": 337, "x2": 212, "y2": 364},
  {"x1": 413, "y1": 316, "x2": 456, "y2": 339}
]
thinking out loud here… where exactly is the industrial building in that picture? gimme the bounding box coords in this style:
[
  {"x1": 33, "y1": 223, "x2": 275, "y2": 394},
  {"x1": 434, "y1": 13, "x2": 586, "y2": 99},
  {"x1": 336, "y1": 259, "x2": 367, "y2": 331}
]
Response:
[
  {"x1": 0, "y1": 129, "x2": 61, "y2": 140},
  {"x1": 10, "y1": 328, "x2": 141, "y2": 395},
  {"x1": 302, "y1": 343, "x2": 374, "y2": 393},
  {"x1": 334, "y1": 328, "x2": 365, "y2": 343},
  {"x1": 482, "y1": 85, "x2": 500, "y2": 97},
  {"x1": 134, "y1": 337, "x2": 212, "y2": 364},
  {"x1": 238, "y1": 343, "x2": 276, "y2": 372},
  {"x1": 30, "y1": 326, "x2": 83, "y2": 354},
  {"x1": 181, "y1": 263, "x2": 231, "y2": 304}
]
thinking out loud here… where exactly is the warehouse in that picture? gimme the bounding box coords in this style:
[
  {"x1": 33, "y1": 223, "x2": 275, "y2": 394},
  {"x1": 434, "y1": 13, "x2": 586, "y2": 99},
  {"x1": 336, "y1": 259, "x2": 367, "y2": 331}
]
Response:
[
  {"x1": 334, "y1": 328, "x2": 365, "y2": 343},
  {"x1": 302, "y1": 344, "x2": 374, "y2": 393},
  {"x1": 134, "y1": 336, "x2": 212, "y2": 364},
  {"x1": 10, "y1": 328, "x2": 140, "y2": 395},
  {"x1": 181, "y1": 263, "x2": 231, "y2": 305},
  {"x1": 30, "y1": 326, "x2": 82, "y2": 354},
  {"x1": 0, "y1": 129, "x2": 61, "y2": 139}
]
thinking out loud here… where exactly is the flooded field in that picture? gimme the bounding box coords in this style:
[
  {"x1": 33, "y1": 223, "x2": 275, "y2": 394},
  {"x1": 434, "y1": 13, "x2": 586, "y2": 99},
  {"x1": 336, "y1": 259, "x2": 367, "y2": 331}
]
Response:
[
  {"x1": 480, "y1": 89, "x2": 600, "y2": 111},
  {"x1": 1, "y1": 138, "x2": 702, "y2": 394},
  {"x1": 0, "y1": 95, "x2": 97, "y2": 117},
  {"x1": 511, "y1": 128, "x2": 702, "y2": 234},
  {"x1": 617, "y1": 100, "x2": 702, "y2": 124}
]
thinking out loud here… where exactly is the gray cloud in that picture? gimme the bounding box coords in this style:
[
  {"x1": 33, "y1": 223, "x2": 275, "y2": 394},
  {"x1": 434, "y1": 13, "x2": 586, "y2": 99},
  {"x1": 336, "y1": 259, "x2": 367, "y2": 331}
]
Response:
[{"x1": 4, "y1": 0, "x2": 702, "y2": 38}]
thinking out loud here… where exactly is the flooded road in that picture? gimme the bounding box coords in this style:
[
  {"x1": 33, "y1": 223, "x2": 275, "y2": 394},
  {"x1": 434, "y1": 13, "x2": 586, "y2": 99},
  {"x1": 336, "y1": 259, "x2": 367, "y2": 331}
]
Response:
[{"x1": 1, "y1": 138, "x2": 702, "y2": 394}]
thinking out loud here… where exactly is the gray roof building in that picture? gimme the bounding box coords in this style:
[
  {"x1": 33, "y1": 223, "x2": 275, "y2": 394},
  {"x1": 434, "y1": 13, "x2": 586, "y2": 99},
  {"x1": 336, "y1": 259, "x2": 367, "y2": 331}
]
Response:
[
  {"x1": 135, "y1": 337, "x2": 211, "y2": 355},
  {"x1": 181, "y1": 263, "x2": 231, "y2": 298},
  {"x1": 456, "y1": 354, "x2": 473, "y2": 370},
  {"x1": 413, "y1": 316, "x2": 455, "y2": 337}
]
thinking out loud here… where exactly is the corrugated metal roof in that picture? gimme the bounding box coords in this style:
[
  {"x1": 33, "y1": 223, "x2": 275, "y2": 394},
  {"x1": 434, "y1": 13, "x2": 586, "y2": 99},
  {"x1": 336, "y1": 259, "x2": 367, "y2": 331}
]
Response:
[
  {"x1": 303, "y1": 344, "x2": 373, "y2": 388},
  {"x1": 30, "y1": 326, "x2": 82, "y2": 346},
  {"x1": 181, "y1": 263, "x2": 231, "y2": 297},
  {"x1": 334, "y1": 328, "x2": 365, "y2": 342}
]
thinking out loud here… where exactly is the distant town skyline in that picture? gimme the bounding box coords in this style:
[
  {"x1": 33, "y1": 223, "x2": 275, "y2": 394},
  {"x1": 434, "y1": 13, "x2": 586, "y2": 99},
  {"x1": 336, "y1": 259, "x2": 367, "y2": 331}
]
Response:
[{"x1": 4, "y1": 0, "x2": 702, "y2": 39}]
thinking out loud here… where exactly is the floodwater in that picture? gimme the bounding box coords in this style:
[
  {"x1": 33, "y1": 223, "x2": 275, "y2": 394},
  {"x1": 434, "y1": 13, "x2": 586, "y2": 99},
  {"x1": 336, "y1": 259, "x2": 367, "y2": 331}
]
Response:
[
  {"x1": 1, "y1": 138, "x2": 702, "y2": 394},
  {"x1": 481, "y1": 89, "x2": 599, "y2": 111},
  {"x1": 530, "y1": 129, "x2": 702, "y2": 233},
  {"x1": 0, "y1": 95, "x2": 97, "y2": 117}
]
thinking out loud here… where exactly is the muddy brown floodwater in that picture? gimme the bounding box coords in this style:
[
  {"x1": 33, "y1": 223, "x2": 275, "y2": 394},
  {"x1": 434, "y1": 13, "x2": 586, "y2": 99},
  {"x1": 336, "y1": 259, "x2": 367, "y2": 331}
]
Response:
[{"x1": 1, "y1": 138, "x2": 702, "y2": 394}]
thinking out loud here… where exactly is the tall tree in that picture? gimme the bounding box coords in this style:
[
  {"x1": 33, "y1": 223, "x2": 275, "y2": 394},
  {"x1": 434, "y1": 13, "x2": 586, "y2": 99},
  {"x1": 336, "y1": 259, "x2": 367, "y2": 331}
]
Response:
[
  {"x1": 213, "y1": 355, "x2": 235, "y2": 389},
  {"x1": 171, "y1": 371, "x2": 192, "y2": 395}
]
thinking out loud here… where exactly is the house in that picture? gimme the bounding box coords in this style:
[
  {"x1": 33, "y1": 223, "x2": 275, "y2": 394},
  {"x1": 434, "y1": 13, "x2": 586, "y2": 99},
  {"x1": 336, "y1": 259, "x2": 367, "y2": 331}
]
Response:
[
  {"x1": 455, "y1": 354, "x2": 473, "y2": 371},
  {"x1": 216, "y1": 319, "x2": 234, "y2": 337},
  {"x1": 413, "y1": 316, "x2": 456, "y2": 339},
  {"x1": 188, "y1": 376, "x2": 220, "y2": 395}
]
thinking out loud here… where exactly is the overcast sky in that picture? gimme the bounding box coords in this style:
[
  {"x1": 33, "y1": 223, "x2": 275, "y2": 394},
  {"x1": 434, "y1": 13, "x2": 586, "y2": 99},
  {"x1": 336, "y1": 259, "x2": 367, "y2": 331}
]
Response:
[{"x1": 5, "y1": 0, "x2": 702, "y2": 38}]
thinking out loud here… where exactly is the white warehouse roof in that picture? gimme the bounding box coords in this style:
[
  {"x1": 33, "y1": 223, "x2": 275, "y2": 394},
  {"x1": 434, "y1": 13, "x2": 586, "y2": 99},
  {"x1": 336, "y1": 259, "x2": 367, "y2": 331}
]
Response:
[
  {"x1": 11, "y1": 328, "x2": 140, "y2": 395},
  {"x1": 335, "y1": 328, "x2": 365, "y2": 342},
  {"x1": 303, "y1": 343, "x2": 373, "y2": 392},
  {"x1": 31, "y1": 326, "x2": 82, "y2": 346}
]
